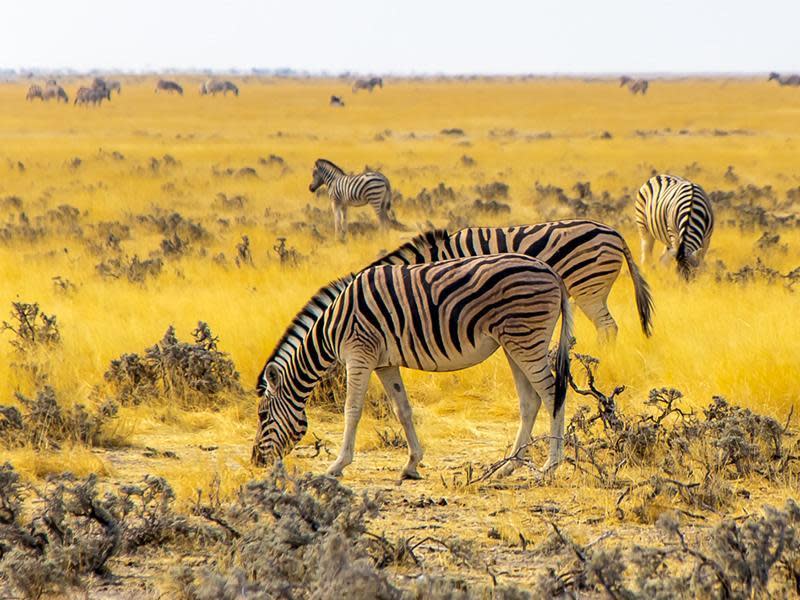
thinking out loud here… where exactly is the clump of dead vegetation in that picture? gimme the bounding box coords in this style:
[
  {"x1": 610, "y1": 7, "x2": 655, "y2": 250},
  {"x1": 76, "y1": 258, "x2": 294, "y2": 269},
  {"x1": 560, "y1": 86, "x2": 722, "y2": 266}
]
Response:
[
  {"x1": 0, "y1": 386, "x2": 118, "y2": 450},
  {"x1": 104, "y1": 322, "x2": 244, "y2": 407},
  {"x1": 96, "y1": 254, "x2": 164, "y2": 284},
  {"x1": 556, "y1": 353, "x2": 797, "y2": 521},
  {"x1": 0, "y1": 464, "x2": 212, "y2": 599},
  {"x1": 2, "y1": 302, "x2": 61, "y2": 353}
]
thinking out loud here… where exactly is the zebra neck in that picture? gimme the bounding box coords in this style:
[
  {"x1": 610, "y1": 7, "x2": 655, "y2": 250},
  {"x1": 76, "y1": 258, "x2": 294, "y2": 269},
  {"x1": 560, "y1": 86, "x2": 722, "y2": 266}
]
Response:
[
  {"x1": 281, "y1": 315, "x2": 338, "y2": 401},
  {"x1": 321, "y1": 166, "x2": 342, "y2": 186}
]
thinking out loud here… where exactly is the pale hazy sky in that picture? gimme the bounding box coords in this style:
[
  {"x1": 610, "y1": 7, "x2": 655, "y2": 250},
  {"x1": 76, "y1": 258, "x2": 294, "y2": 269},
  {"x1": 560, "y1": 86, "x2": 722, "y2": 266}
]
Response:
[{"x1": 1, "y1": 1, "x2": 798, "y2": 74}]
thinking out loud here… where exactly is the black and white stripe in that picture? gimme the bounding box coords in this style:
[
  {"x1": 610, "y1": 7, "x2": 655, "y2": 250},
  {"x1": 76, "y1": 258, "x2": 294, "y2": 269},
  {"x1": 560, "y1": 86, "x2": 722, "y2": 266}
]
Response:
[
  {"x1": 309, "y1": 158, "x2": 405, "y2": 240},
  {"x1": 367, "y1": 220, "x2": 653, "y2": 340},
  {"x1": 635, "y1": 174, "x2": 714, "y2": 279},
  {"x1": 252, "y1": 254, "x2": 573, "y2": 479}
]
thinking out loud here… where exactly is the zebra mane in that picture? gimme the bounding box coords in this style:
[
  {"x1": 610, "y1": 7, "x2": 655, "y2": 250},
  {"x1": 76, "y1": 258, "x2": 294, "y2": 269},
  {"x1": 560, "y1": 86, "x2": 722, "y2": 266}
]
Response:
[
  {"x1": 256, "y1": 274, "x2": 354, "y2": 394},
  {"x1": 365, "y1": 229, "x2": 451, "y2": 270},
  {"x1": 315, "y1": 158, "x2": 345, "y2": 176}
]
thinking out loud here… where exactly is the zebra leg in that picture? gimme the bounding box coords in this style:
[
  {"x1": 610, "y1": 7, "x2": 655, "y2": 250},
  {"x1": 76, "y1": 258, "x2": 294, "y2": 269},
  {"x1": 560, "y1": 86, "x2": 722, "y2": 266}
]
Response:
[
  {"x1": 375, "y1": 366, "x2": 424, "y2": 480},
  {"x1": 639, "y1": 234, "x2": 655, "y2": 265},
  {"x1": 500, "y1": 346, "x2": 564, "y2": 477},
  {"x1": 499, "y1": 351, "x2": 541, "y2": 477},
  {"x1": 575, "y1": 294, "x2": 618, "y2": 343},
  {"x1": 326, "y1": 363, "x2": 372, "y2": 477},
  {"x1": 339, "y1": 206, "x2": 349, "y2": 242}
]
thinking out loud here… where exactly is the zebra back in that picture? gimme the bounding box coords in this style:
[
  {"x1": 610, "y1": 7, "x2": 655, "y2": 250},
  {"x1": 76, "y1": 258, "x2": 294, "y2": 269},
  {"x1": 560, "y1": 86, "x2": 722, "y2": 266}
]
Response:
[{"x1": 636, "y1": 174, "x2": 714, "y2": 278}]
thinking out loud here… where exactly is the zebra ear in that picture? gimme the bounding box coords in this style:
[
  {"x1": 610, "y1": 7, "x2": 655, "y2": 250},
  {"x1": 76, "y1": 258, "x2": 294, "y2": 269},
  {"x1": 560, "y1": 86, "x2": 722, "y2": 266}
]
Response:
[{"x1": 265, "y1": 363, "x2": 280, "y2": 389}]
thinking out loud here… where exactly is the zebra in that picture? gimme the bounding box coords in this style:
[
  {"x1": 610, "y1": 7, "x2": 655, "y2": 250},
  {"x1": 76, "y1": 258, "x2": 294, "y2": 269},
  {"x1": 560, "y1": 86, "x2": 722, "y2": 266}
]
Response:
[
  {"x1": 252, "y1": 253, "x2": 573, "y2": 479},
  {"x1": 330, "y1": 95, "x2": 345, "y2": 107},
  {"x1": 155, "y1": 79, "x2": 183, "y2": 95},
  {"x1": 635, "y1": 174, "x2": 714, "y2": 280},
  {"x1": 42, "y1": 84, "x2": 69, "y2": 103},
  {"x1": 364, "y1": 220, "x2": 653, "y2": 341},
  {"x1": 25, "y1": 84, "x2": 44, "y2": 101},
  {"x1": 620, "y1": 76, "x2": 649, "y2": 95},
  {"x1": 352, "y1": 77, "x2": 383, "y2": 93},
  {"x1": 92, "y1": 77, "x2": 121, "y2": 95},
  {"x1": 75, "y1": 86, "x2": 110, "y2": 106},
  {"x1": 309, "y1": 158, "x2": 406, "y2": 240},
  {"x1": 768, "y1": 72, "x2": 800, "y2": 87},
  {"x1": 200, "y1": 79, "x2": 239, "y2": 96}
]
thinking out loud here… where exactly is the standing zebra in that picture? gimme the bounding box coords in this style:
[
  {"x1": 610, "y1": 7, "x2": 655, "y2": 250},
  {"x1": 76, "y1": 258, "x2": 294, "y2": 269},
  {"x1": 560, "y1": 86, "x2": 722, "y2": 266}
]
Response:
[
  {"x1": 200, "y1": 79, "x2": 239, "y2": 96},
  {"x1": 620, "y1": 76, "x2": 649, "y2": 95},
  {"x1": 75, "y1": 86, "x2": 110, "y2": 106},
  {"x1": 352, "y1": 77, "x2": 383, "y2": 93},
  {"x1": 365, "y1": 220, "x2": 653, "y2": 340},
  {"x1": 155, "y1": 79, "x2": 183, "y2": 95},
  {"x1": 25, "y1": 85, "x2": 44, "y2": 101},
  {"x1": 768, "y1": 72, "x2": 800, "y2": 87},
  {"x1": 635, "y1": 174, "x2": 714, "y2": 279},
  {"x1": 252, "y1": 254, "x2": 572, "y2": 479},
  {"x1": 92, "y1": 77, "x2": 121, "y2": 95},
  {"x1": 309, "y1": 158, "x2": 406, "y2": 240},
  {"x1": 43, "y1": 83, "x2": 69, "y2": 103}
]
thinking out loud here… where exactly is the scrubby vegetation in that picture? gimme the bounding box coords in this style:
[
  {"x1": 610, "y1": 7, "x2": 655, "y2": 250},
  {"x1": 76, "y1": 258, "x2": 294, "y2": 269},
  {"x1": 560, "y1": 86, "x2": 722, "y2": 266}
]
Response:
[{"x1": 0, "y1": 77, "x2": 798, "y2": 596}]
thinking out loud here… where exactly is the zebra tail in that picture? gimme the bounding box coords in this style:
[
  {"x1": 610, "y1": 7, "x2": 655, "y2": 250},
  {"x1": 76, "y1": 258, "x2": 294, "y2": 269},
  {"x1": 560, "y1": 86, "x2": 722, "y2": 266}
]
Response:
[
  {"x1": 676, "y1": 244, "x2": 693, "y2": 281},
  {"x1": 553, "y1": 279, "x2": 573, "y2": 416},
  {"x1": 621, "y1": 240, "x2": 654, "y2": 336}
]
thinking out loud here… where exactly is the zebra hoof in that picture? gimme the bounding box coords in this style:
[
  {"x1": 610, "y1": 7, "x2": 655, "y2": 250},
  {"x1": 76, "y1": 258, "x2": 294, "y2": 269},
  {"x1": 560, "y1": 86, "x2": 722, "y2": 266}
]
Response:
[{"x1": 400, "y1": 469, "x2": 422, "y2": 481}]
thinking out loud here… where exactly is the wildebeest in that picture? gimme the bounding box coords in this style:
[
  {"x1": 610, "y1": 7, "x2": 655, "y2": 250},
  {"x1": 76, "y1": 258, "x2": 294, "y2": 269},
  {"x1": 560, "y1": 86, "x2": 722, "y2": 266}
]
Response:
[
  {"x1": 199, "y1": 79, "x2": 239, "y2": 96},
  {"x1": 620, "y1": 76, "x2": 649, "y2": 95},
  {"x1": 75, "y1": 86, "x2": 110, "y2": 106},
  {"x1": 43, "y1": 83, "x2": 69, "y2": 103},
  {"x1": 93, "y1": 77, "x2": 121, "y2": 95},
  {"x1": 352, "y1": 77, "x2": 383, "y2": 93},
  {"x1": 26, "y1": 85, "x2": 44, "y2": 101},
  {"x1": 155, "y1": 79, "x2": 183, "y2": 95},
  {"x1": 330, "y1": 95, "x2": 345, "y2": 107},
  {"x1": 768, "y1": 72, "x2": 800, "y2": 87}
]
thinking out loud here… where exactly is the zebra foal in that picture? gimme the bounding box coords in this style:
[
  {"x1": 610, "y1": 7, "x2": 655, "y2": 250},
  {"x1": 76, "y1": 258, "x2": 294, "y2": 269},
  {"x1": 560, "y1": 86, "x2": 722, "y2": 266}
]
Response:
[
  {"x1": 309, "y1": 158, "x2": 406, "y2": 240},
  {"x1": 252, "y1": 254, "x2": 573, "y2": 479},
  {"x1": 635, "y1": 174, "x2": 714, "y2": 279}
]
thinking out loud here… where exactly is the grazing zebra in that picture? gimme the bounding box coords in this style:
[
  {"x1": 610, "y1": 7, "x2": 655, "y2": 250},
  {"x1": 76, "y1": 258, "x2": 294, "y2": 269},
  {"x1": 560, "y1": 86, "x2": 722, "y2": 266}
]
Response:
[
  {"x1": 91, "y1": 77, "x2": 121, "y2": 95},
  {"x1": 25, "y1": 85, "x2": 44, "y2": 101},
  {"x1": 635, "y1": 174, "x2": 714, "y2": 279},
  {"x1": 309, "y1": 158, "x2": 406, "y2": 240},
  {"x1": 365, "y1": 220, "x2": 653, "y2": 340},
  {"x1": 330, "y1": 95, "x2": 345, "y2": 107},
  {"x1": 200, "y1": 79, "x2": 239, "y2": 96},
  {"x1": 252, "y1": 253, "x2": 573, "y2": 479},
  {"x1": 43, "y1": 84, "x2": 69, "y2": 103},
  {"x1": 768, "y1": 72, "x2": 800, "y2": 87},
  {"x1": 75, "y1": 86, "x2": 110, "y2": 106},
  {"x1": 155, "y1": 79, "x2": 183, "y2": 95},
  {"x1": 620, "y1": 76, "x2": 649, "y2": 95},
  {"x1": 352, "y1": 77, "x2": 383, "y2": 93}
]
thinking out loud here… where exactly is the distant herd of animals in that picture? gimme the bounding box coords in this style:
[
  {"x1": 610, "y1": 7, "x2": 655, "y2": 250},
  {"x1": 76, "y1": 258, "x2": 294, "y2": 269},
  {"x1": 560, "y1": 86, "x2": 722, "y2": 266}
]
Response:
[
  {"x1": 251, "y1": 160, "x2": 715, "y2": 480},
  {"x1": 23, "y1": 73, "x2": 798, "y2": 107}
]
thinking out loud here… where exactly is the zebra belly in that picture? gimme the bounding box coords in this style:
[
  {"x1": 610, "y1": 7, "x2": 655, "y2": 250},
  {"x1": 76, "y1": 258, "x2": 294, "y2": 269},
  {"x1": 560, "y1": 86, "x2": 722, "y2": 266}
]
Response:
[{"x1": 380, "y1": 336, "x2": 501, "y2": 373}]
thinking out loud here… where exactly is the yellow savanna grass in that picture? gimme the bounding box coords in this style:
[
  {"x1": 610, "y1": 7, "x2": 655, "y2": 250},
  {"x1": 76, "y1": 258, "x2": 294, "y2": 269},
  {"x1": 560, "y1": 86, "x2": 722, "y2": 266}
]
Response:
[{"x1": 0, "y1": 77, "x2": 798, "y2": 505}]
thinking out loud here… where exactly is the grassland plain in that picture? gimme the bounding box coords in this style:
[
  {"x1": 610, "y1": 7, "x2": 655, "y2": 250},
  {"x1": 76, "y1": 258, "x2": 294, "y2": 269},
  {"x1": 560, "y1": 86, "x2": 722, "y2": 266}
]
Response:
[{"x1": 0, "y1": 77, "x2": 799, "y2": 597}]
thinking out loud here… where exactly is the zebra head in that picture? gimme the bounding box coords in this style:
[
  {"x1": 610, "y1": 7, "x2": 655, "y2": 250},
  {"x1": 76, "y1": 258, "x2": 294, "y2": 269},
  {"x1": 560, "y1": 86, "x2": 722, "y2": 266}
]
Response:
[
  {"x1": 309, "y1": 159, "x2": 341, "y2": 192},
  {"x1": 768, "y1": 72, "x2": 780, "y2": 81},
  {"x1": 251, "y1": 362, "x2": 308, "y2": 467}
]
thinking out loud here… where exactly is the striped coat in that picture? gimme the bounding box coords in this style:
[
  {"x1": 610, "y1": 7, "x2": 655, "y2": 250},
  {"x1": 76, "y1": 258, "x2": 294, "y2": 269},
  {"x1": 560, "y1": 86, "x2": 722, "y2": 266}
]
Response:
[
  {"x1": 635, "y1": 174, "x2": 714, "y2": 279},
  {"x1": 252, "y1": 254, "x2": 572, "y2": 479},
  {"x1": 309, "y1": 158, "x2": 405, "y2": 240},
  {"x1": 367, "y1": 220, "x2": 653, "y2": 340}
]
